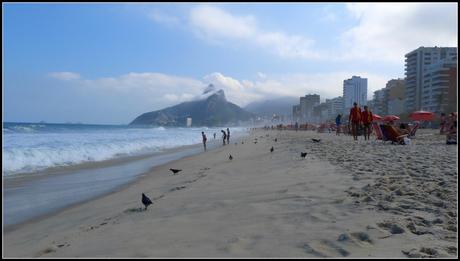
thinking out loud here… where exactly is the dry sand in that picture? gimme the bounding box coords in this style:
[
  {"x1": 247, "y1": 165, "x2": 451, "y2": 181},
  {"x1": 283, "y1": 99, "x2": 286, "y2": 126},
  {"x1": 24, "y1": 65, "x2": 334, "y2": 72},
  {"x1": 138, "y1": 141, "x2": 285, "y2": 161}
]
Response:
[{"x1": 3, "y1": 129, "x2": 457, "y2": 258}]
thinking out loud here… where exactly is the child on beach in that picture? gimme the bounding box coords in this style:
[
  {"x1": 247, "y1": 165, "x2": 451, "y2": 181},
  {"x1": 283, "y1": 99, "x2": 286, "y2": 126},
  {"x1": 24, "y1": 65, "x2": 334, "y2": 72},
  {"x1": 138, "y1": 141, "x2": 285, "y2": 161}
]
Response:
[{"x1": 335, "y1": 114, "x2": 342, "y2": 136}]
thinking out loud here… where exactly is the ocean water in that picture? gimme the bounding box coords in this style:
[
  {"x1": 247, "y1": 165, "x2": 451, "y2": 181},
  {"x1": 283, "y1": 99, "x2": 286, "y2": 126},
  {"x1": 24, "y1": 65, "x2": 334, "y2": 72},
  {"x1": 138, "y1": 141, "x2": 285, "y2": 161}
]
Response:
[{"x1": 3, "y1": 122, "x2": 248, "y2": 176}]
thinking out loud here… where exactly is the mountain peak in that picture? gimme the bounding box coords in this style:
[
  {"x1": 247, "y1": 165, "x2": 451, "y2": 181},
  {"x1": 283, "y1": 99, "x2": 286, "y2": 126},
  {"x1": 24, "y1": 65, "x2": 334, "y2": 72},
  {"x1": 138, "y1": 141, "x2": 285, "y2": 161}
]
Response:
[
  {"x1": 203, "y1": 84, "x2": 216, "y2": 95},
  {"x1": 130, "y1": 87, "x2": 252, "y2": 126},
  {"x1": 208, "y1": 89, "x2": 226, "y2": 101}
]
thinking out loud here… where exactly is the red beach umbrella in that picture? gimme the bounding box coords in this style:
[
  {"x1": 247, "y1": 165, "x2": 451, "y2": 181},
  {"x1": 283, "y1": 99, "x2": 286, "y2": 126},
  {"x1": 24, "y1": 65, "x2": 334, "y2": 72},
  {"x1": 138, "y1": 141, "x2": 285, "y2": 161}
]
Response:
[
  {"x1": 373, "y1": 114, "x2": 383, "y2": 121},
  {"x1": 409, "y1": 111, "x2": 435, "y2": 121},
  {"x1": 383, "y1": 115, "x2": 400, "y2": 122}
]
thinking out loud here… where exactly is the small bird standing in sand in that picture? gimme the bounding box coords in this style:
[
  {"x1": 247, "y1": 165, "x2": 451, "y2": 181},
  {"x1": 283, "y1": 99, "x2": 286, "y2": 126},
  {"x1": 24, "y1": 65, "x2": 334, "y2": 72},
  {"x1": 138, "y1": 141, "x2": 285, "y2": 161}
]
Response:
[
  {"x1": 229, "y1": 154, "x2": 233, "y2": 160},
  {"x1": 274, "y1": 138, "x2": 277, "y2": 142},
  {"x1": 169, "y1": 168, "x2": 182, "y2": 175},
  {"x1": 142, "y1": 193, "x2": 153, "y2": 210},
  {"x1": 312, "y1": 138, "x2": 321, "y2": 143},
  {"x1": 270, "y1": 146, "x2": 274, "y2": 153},
  {"x1": 300, "y1": 152, "x2": 308, "y2": 159}
]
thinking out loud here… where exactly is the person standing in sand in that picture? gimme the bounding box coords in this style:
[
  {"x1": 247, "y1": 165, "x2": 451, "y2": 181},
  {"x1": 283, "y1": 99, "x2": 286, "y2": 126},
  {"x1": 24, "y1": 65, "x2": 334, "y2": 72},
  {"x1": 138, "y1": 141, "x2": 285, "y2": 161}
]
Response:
[
  {"x1": 226, "y1": 128, "x2": 230, "y2": 144},
  {"x1": 221, "y1": 130, "x2": 227, "y2": 145},
  {"x1": 348, "y1": 102, "x2": 361, "y2": 141},
  {"x1": 202, "y1": 131, "x2": 207, "y2": 151},
  {"x1": 440, "y1": 113, "x2": 447, "y2": 134},
  {"x1": 335, "y1": 114, "x2": 342, "y2": 136},
  {"x1": 361, "y1": 106, "x2": 373, "y2": 140},
  {"x1": 213, "y1": 132, "x2": 216, "y2": 139}
]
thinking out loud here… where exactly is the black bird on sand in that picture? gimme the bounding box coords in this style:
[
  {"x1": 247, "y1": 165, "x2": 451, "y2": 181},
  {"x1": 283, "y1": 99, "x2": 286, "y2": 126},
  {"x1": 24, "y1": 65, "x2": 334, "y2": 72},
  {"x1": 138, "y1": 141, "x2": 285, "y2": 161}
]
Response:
[
  {"x1": 300, "y1": 152, "x2": 308, "y2": 159},
  {"x1": 270, "y1": 146, "x2": 274, "y2": 153},
  {"x1": 274, "y1": 138, "x2": 277, "y2": 142},
  {"x1": 170, "y1": 168, "x2": 182, "y2": 175},
  {"x1": 312, "y1": 138, "x2": 321, "y2": 143},
  {"x1": 142, "y1": 193, "x2": 153, "y2": 210},
  {"x1": 229, "y1": 154, "x2": 233, "y2": 160}
]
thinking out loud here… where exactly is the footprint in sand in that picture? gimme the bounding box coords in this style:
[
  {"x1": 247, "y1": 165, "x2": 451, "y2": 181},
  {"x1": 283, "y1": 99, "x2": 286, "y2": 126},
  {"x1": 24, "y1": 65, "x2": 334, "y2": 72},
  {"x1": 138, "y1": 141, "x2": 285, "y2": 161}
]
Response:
[
  {"x1": 37, "y1": 241, "x2": 71, "y2": 256},
  {"x1": 169, "y1": 186, "x2": 187, "y2": 192},
  {"x1": 301, "y1": 240, "x2": 350, "y2": 257},
  {"x1": 337, "y1": 232, "x2": 373, "y2": 246},
  {"x1": 37, "y1": 246, "x2": 57, "y2": 256},
  {"x1": 377, "y1": 221, "x2": 405, "y2": 234}
]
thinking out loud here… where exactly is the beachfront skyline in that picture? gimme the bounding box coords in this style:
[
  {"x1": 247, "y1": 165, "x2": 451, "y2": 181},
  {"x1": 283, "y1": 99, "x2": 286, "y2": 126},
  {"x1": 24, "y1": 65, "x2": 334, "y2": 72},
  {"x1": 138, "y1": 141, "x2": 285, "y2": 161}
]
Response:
[{"x1": 4, "y1": 3, "x2": 458, "y2": 124}]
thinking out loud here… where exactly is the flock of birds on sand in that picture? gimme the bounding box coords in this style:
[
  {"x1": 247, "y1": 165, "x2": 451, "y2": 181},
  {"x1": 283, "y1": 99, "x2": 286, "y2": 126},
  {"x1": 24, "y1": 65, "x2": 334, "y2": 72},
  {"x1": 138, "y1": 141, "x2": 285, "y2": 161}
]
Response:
[{"x1": 141, "y1": 135, "x2": 321, "y2": 210}]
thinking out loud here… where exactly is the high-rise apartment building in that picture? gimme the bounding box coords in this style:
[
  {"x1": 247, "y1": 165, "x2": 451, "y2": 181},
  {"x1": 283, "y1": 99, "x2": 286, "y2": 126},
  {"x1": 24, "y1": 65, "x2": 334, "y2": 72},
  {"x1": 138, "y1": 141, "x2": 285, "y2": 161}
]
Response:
[
  {"x1": 404, "y1": 46, "x2": 457, "y2": 112},
  {"x1": 343, "y1": 76, "x2": 367, "y2": 110},
  {"x1": 421, "y1": 60, "x2": 457, "y2": 113},
  {"x1": 299, "y1": 94, "x2": 320, "y2": 121},
  {"x1": 325, "y1": 96, "x2": 344, "y2": 120},
  {"x1": 385, "y1": 79, "x2": 405, "y2": 115}
]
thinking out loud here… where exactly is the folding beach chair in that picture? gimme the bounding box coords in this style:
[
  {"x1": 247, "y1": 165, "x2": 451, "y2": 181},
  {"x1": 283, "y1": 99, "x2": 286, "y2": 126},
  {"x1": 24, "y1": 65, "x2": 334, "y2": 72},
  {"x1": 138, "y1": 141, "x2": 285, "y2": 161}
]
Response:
[
  {"x1": 381, "y1": 124, "x2": 407, "y2": 144},
  {"x1": 408, "y1": 122, "x2": 420, "y2": 138},
  {"x1": 373, "y1": 122, "x2": 384, "y2": 140}
]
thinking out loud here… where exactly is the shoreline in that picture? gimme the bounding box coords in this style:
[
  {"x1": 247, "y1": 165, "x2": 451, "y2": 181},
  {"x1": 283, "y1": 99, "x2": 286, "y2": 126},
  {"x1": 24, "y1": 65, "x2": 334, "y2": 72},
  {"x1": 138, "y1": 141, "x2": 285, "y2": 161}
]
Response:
[
  {"x1": 4, "y1": 134, "x2": 246, "y2": 229},
  {"x1": 4, "y1": 129, "x2": 457, "y2": 257}
]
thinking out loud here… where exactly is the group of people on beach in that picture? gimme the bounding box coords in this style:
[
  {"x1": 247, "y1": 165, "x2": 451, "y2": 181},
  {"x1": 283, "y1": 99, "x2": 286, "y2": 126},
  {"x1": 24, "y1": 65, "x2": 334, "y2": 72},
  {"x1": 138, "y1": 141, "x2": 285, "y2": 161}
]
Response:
[
  {"x1": 346, "y1": 102, "x2": 374, "y2": 141},
  {"x1": 201, "y1": 128, "x2": 230, "y2": 151}
]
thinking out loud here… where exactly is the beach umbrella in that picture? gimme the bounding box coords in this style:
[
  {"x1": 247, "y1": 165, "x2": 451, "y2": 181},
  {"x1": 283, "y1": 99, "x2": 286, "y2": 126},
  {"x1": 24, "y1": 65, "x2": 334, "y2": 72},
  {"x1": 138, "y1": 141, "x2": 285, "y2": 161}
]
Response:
[
  {"x1": 409, "y1": 111, "x2": 435, "y2": 121},
  {"x1": 373, "y1": 114, "x2": 383, "y2": 121},
  {"x1": 383, "y1": 115, "x2": 400, "y2": 122}
]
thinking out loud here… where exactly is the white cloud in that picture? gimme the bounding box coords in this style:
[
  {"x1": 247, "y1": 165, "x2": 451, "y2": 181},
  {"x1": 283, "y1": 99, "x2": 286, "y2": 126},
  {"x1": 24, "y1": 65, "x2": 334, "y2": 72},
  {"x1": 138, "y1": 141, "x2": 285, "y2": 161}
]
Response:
[
  {"x1": 49, "y1": 70, "x2": 394, "y2": 111},
  {"x1": 188, "y1": 5, "x2": 319, "y2": 59},
  {"x1": 190, "y1": 5, "x2": 257, "y2": 40},
  {"x1": 48, "y1": 72, "x2": 81, "y2": 81},
  {"x1": 341, "y1": 3, "x2": 458, "y2": 63}
]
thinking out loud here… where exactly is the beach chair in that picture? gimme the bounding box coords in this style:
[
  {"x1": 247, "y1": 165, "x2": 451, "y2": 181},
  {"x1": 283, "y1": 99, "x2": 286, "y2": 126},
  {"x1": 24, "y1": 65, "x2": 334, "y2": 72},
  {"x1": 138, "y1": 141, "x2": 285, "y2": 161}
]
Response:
[
  {"x1": 373, "y1": 122, "x2": 384, "y2": 140},
  {"x1": 408, "y1": 122, "x2": 420, "y2": 138},
  {"x1": 381, "y1": 124, "x2": 407, "y2": 144}
]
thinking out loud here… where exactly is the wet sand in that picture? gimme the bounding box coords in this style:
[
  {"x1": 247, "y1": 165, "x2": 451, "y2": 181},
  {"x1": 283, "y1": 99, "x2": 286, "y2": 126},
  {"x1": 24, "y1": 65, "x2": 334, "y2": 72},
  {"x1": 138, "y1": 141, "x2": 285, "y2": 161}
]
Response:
[{"x1": 3, "y1": 129, "x2": 457, "y2": 257}]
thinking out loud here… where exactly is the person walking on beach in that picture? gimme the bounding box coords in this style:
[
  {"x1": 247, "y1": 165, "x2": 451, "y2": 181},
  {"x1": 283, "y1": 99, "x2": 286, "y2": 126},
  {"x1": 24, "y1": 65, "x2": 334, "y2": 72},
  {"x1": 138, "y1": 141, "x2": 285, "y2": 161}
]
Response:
[
  {"x1": 349, "y1": 102, "x2": 361, "y2": 141},
  {"x1": 213, "y1": 132, "x2": 216, "y2": 139},
  {"x1": 202, "y1": 131, "x2": 207, "y2": 151},
  {"x1": 226, "y1": 128, "x2": 230, "y2": 144},
  {"x1": 221, "y1": 130, "x2": 227, "y2": 145},
  {"x1": 361, "y1": 106, "x2": 373, "y2": 140},
  {"x1": 335, "y1": 114, "x2": 342, "y2": 136},
  {"x1": 295, "y1": 121, "x2": 299, "y2": 132}
]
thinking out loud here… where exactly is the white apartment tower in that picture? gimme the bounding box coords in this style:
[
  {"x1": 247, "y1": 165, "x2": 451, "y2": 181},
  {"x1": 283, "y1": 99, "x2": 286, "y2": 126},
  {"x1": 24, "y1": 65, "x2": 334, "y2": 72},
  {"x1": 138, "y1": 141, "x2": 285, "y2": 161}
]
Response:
[
  {"x1": 343, "y1": 76, "x2": 368, "y2": 110},
  {"x1": 404, "y1": 46, "x2": 457, "y2": 112}
]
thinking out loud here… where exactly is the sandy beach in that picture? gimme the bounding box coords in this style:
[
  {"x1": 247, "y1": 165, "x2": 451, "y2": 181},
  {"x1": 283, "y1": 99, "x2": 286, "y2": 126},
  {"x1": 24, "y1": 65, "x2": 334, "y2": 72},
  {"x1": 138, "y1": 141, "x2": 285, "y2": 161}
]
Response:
[{"x1": 3, "y1": 129, "x2": 457, "y2": 258}]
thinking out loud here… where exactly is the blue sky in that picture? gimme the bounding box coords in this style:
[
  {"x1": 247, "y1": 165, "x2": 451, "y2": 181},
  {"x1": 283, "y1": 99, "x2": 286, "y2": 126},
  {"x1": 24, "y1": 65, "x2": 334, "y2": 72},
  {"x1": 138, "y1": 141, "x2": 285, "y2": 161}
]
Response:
[{"x1": 3, "y1": 3, "x2": 457, "y2": 124}]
